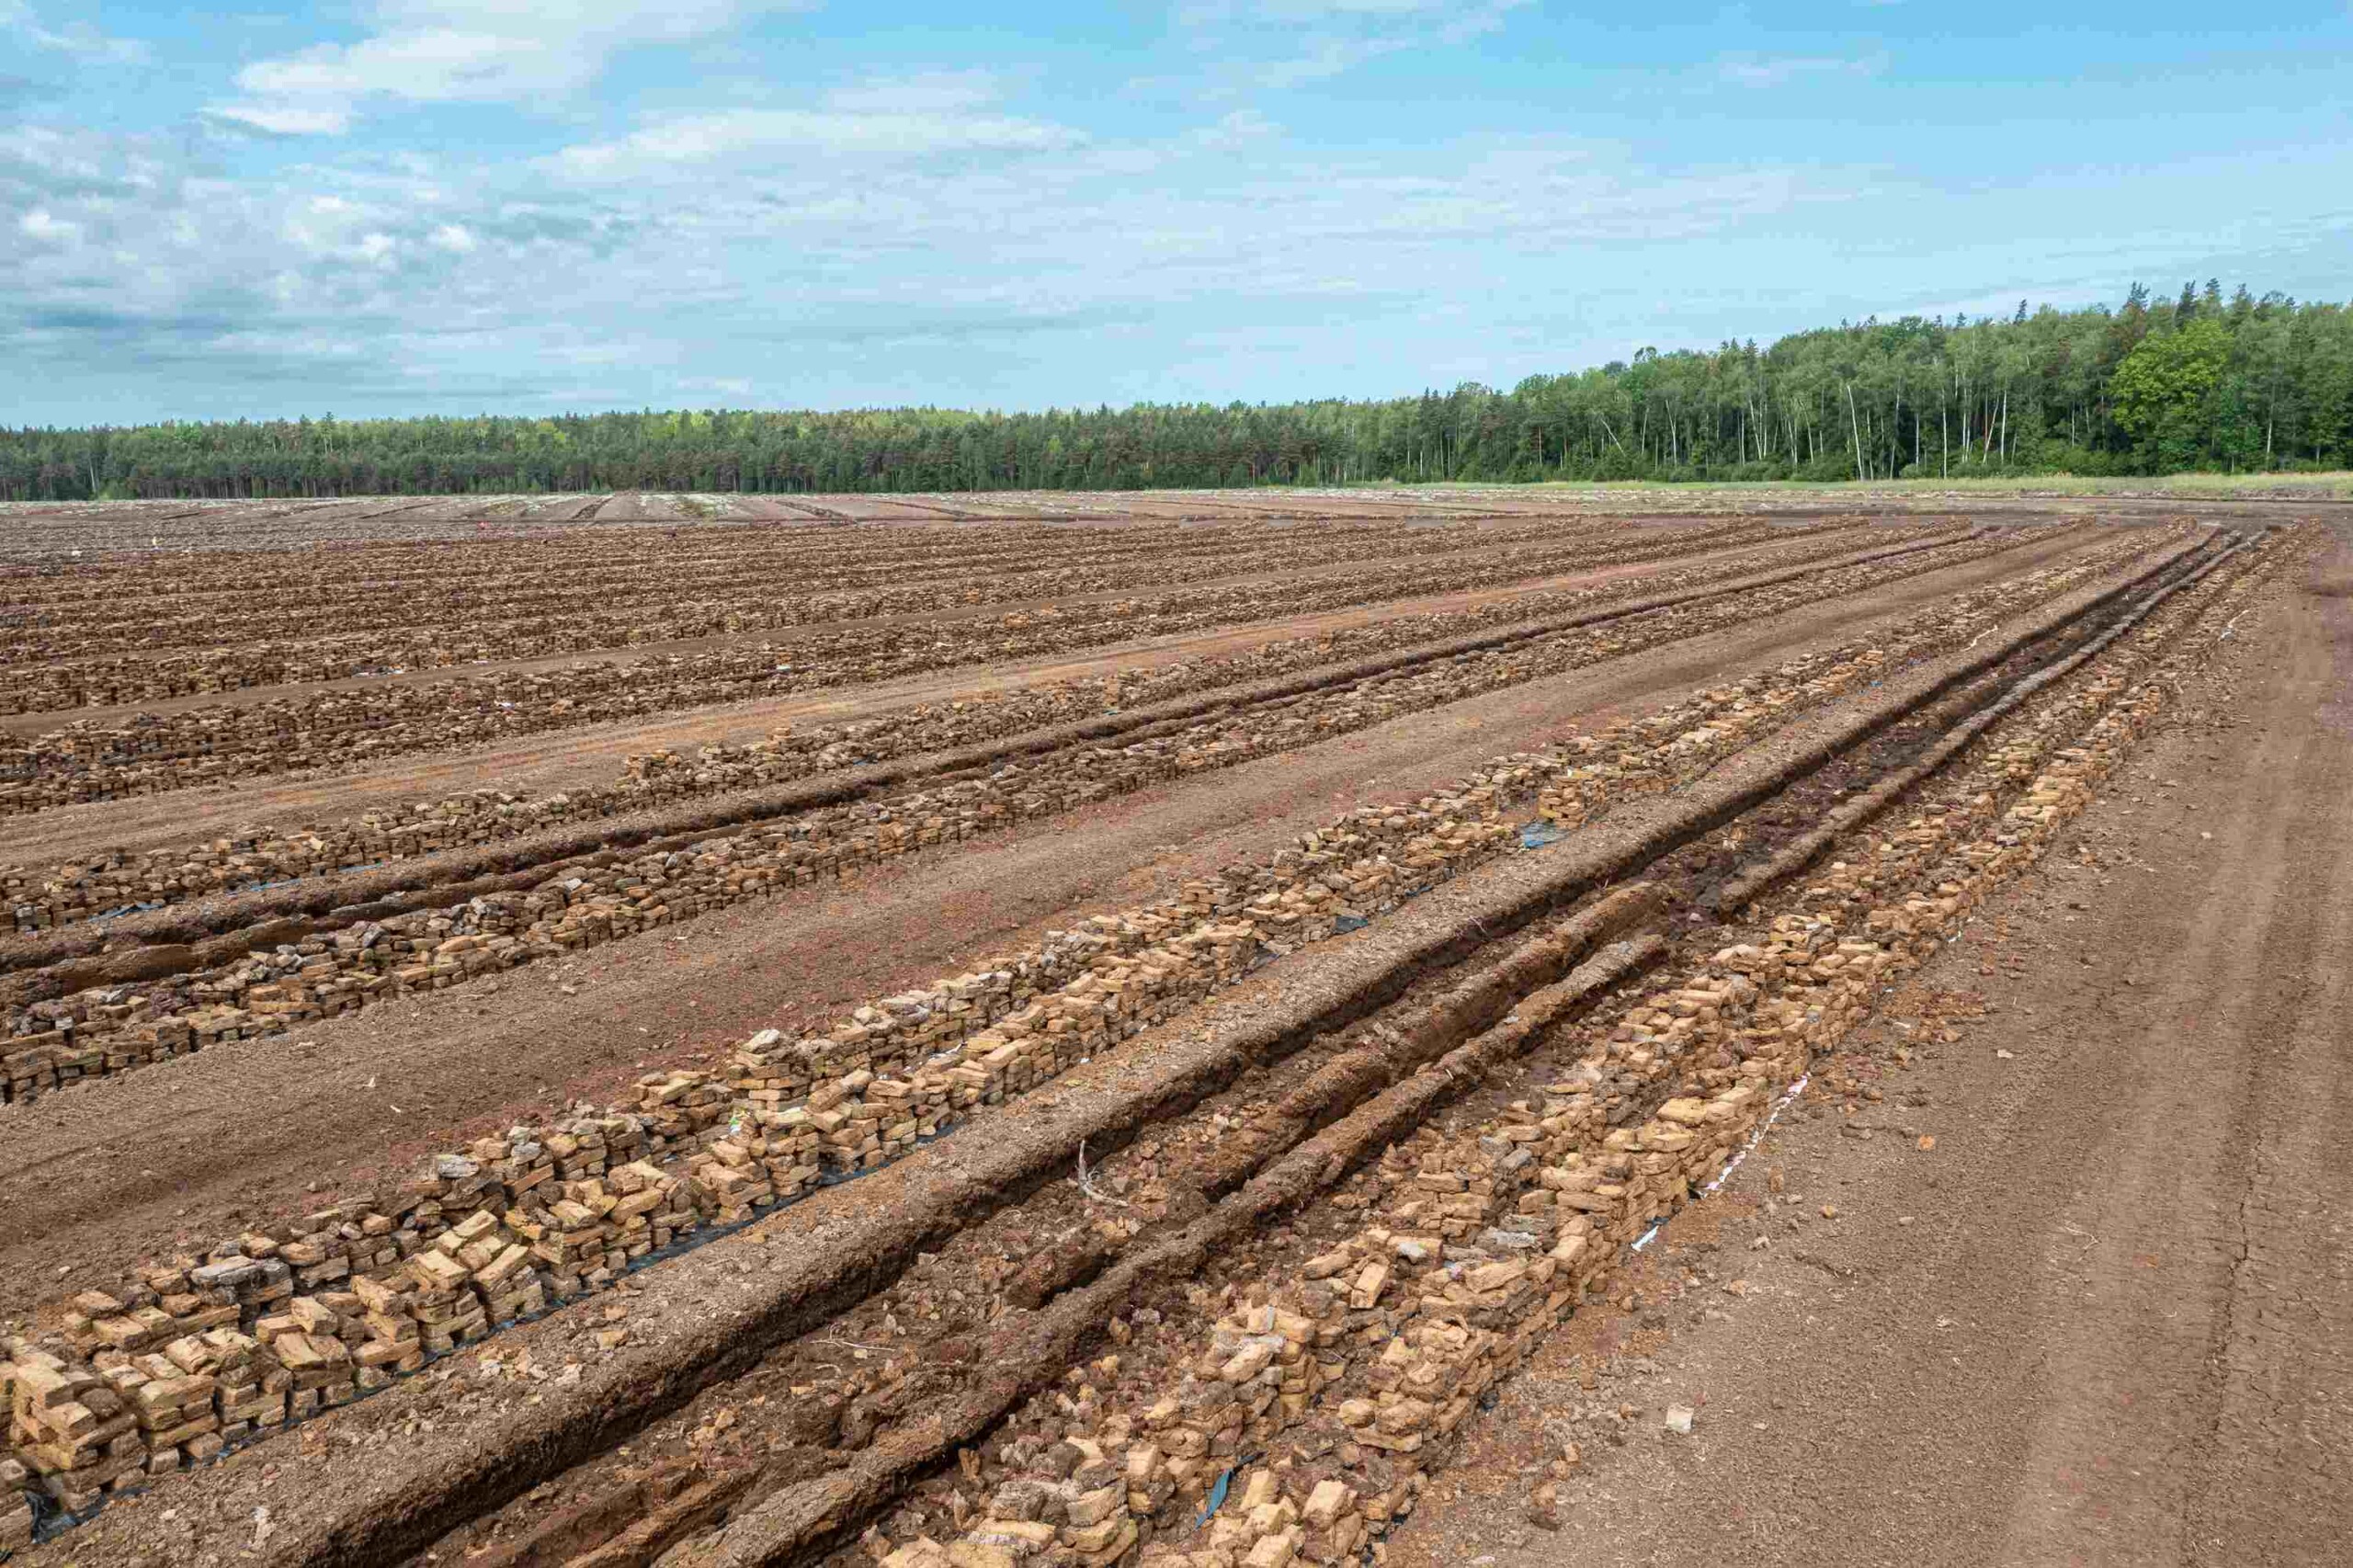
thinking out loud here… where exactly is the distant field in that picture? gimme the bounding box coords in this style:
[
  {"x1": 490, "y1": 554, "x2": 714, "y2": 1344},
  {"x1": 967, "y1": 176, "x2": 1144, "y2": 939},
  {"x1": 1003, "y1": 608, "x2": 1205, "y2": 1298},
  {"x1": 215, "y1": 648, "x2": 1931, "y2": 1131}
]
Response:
[{"x1": 1425, "y1": 472, "x2": 2353, "y2": 502}]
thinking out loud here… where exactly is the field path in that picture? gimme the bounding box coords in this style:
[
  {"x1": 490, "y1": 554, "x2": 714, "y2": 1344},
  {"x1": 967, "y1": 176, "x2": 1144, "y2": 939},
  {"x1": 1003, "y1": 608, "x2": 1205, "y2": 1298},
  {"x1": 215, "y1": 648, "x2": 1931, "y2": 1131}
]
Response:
[{"x1": 1387, "y1": 529, "x2": 2353, "y2": 1567}]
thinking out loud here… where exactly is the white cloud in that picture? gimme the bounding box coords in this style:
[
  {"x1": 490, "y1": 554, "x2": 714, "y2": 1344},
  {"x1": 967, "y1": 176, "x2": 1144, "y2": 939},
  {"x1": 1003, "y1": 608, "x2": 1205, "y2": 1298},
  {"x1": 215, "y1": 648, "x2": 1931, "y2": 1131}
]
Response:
[
  {"x1": 0, "y1": 119, "x2": 535, "y2": 402},
  {"x1": 209, "y1": 102, "x2": 356, "y2": 136},
  {"x1": 1715, "y1": 51, "x2": 1890, "y2": 88},
  {"x1": 1189, "y1": 108, "x2": 1280, "y2": 152},
  {"x1": 1171, "y1": 0, "x2": 1530, "y2": 96},
  {"x1": 17, "y1": 207, "x2": 79, "y2": 244},
  {"x1": 1179, "y1": 0, "x2": 1463, "y2": 19},
  {"x1": 558, "y1": 108, "x2": 1079, "y2": 173},
  {"x1": 554, "y1": 74, "x2": 1084, "y2": 177},
  {"x1": 0, "y1": 0, "x2": 149, "y2": 62},
  {"x1": 819, "y1": 70, "x2": 1006, "y2": 116},
  {"x1": 4, "y1": 104, "x2": 1856, "y2": 416},
  {"x1": 207, "y1": 0, "x2": 810, "y2": 135}
]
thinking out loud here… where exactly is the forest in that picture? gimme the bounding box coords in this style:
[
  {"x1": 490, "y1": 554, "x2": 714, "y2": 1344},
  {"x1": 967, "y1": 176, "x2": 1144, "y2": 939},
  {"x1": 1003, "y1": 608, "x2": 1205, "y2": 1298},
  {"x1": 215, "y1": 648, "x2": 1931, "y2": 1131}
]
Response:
[{"x1": 5, "y1": 281, "x2": 2348, "y2": 501}]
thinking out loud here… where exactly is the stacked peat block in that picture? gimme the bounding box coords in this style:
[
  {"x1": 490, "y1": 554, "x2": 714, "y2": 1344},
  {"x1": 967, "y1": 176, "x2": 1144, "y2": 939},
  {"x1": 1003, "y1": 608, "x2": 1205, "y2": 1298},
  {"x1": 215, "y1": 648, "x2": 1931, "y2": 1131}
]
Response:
[
  {"x1": 7, "y1": 1346, "x2": 147, "y2": 1512},
  {"x1": 116, "y1": 1338, "x2": 232, "y2": 1471},
  {"x1": 633, "y1": 1069, "x2": 732, "y2": 1147},
  {"x1": 5, "y1": 621, "x2": 1960, "y2": 1101},
  {"x1": 803, "y1": 1074, "x2": 887, "y2": 1178},
  {"x1": 0, "y1": 1450, "x2": 28, "y2": 1551},
  {"x1": 2, "y1": 545, "x2": 2219, "y2": 1532},
  {"x1": 398, "y1": 1215, "x2": 512, "y2": 1352},
  {"x1": 190, "y1": 1331, "x2": 281, "y2": 1446},
  {"x1": 1079, "y1": 612, "x2": 2242, "y2": 1568},
  {"x1": 2, "y1": 518, "x2": 2009, "y2": 850},
  {"x1": 0, "y1": 550, "x2": 2035, "y2": 1104},
  {"x1": 349, "y1": 1272, "x2": 427, "y2": 1373},
  {"x1": 6, "y1": 511, "x2": 1779, "y2": 721},
  {"x1": 1, "y1": 532, "x2": 2247, "y2": 1546},
  {"x1": 3, "y1": 1034, "x2": 64, "y2": 1102},
  {"x1": 2, "y1": 516, "x2": 1803, "y2": 815}
]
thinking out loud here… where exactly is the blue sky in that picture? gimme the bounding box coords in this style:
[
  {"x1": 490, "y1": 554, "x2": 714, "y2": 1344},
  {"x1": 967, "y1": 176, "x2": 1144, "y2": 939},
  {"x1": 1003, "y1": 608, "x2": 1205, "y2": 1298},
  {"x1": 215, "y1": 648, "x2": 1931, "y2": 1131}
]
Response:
[{"x1": 3, "y1": 1, "x2": 2349, "y2": 425}]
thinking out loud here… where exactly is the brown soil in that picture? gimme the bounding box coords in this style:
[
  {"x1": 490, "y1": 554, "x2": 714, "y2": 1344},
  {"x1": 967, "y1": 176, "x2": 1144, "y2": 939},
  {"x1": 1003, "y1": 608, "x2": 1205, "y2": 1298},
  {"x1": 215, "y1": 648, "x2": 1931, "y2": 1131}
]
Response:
[
  {"x1": 0, "y1": 523, "x2": 1758, "y2": 737},
  {"x1": 1385, "y1": 528, "x2": 2352, "y2": 1567},
  {"x1": 0, "y1": 535, "x2": 2106, "y2": 1321},
  {"x1": 10, "y1": 501, "x2": 2346, "y2": 1568},
  {"x1": 1, "y1": 517, "x2": 2252, "y2": 1568},
  {"x1": 0, "y1": 527, "x2": 1908, "y2": 873}
]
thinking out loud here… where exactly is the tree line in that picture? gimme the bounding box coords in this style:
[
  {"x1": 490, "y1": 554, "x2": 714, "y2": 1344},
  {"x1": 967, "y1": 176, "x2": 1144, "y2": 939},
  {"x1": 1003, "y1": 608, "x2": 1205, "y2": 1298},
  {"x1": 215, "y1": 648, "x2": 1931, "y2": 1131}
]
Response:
[{"x1": 6, "y1": 281, "x2": 2349, "y2": 502}]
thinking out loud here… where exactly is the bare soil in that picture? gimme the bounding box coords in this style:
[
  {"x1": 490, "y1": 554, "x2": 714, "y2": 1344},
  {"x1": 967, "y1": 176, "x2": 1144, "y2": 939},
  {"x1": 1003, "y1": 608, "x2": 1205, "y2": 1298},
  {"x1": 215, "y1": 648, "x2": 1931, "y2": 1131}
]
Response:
[
  {"x1": 7, "y1": 497, "x2": 2347, "y2": 1568},
  {"x1": 0, "y1": 528, "x2": 1846, "y2": 865},
  {"x1": 0, "y1": 523, "x2": 1755, "y2": 737},
  {"x1": 1386, "y1": 529, "x2": 2352, "y2": 1568},
  {"x1": 0, "y1": 534, "x2": 2102, "y2": 1319}
]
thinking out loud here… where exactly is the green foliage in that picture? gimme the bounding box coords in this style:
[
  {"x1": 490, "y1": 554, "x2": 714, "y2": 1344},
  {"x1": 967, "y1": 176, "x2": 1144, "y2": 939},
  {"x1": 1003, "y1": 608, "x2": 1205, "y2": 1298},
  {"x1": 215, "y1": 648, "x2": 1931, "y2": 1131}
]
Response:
[
  {"x1": 3, "y1": 283, "x2": 2348, "y2": 500},
  {"x1": 2110, "y1": 318, "x2": 2232, "y2": 471}
]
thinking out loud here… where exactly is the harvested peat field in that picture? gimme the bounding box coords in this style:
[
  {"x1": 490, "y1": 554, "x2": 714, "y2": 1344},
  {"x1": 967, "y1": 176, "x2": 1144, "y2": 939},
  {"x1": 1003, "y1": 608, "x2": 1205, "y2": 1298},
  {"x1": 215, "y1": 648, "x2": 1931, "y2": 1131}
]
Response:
[{"x1": 3, "y1": 484, "x2": 2348, "y2": 1568}]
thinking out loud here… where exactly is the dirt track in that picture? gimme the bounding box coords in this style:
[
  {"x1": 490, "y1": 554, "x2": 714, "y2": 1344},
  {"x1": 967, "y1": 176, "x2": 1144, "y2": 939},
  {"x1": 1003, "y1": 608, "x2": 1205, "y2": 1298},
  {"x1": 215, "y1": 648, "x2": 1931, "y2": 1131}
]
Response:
[
  {"x1": 4, "y1": 494, "x2": 2346, "y2": 1568},
  {"x1": 1387, "y1": 531, "x2": 2353, "y2": 1567}
]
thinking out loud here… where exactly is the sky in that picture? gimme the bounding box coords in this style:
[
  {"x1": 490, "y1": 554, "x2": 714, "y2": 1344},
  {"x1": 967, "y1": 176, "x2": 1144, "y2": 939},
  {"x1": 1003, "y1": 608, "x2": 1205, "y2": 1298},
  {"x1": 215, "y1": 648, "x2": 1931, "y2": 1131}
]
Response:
[{"x1": 3, "y1": 2, "x2": 2350, "y2": 426}]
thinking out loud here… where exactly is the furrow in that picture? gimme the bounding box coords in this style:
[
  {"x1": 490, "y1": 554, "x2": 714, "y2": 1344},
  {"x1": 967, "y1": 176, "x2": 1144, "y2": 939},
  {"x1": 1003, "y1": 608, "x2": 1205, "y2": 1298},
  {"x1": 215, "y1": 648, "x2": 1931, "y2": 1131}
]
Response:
[
  {"x1": 0, "y1": 521, "x2": 1940, "y2": 931},
  {"x1": 667, "y1": 530, "x2": 2282, "y2": 1568},
  {"x1": 0, "y1": 527, "x2": 2087, "y2": 1106},
  {"x1": 626, "y1": 529, "x2": 2258, "y2": 1568},
  {"x1": 0, "y1": 524, "x2": 2224, "y2": 1564}
]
